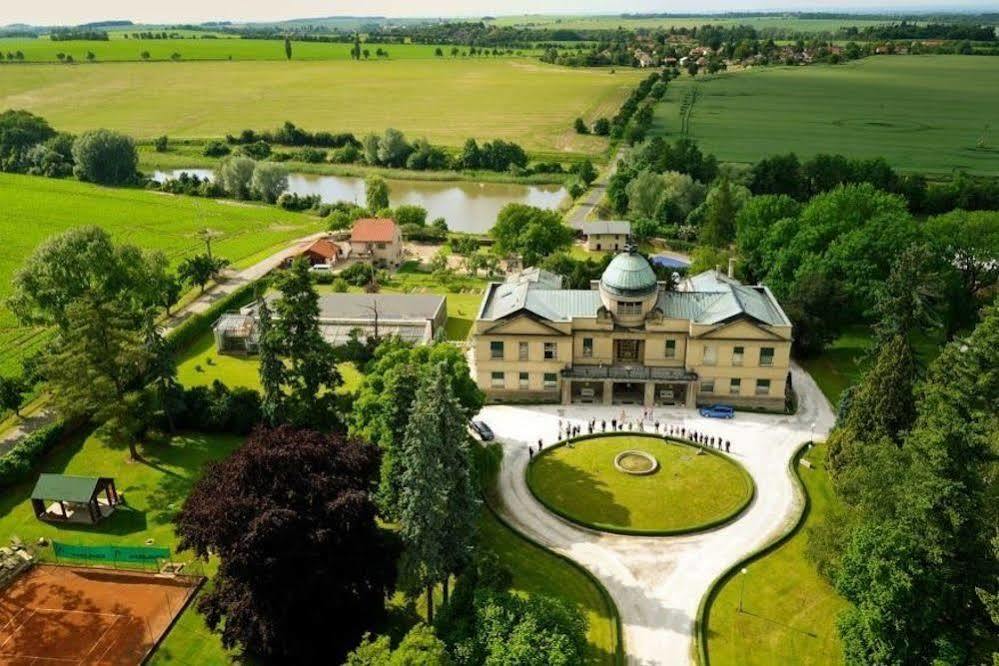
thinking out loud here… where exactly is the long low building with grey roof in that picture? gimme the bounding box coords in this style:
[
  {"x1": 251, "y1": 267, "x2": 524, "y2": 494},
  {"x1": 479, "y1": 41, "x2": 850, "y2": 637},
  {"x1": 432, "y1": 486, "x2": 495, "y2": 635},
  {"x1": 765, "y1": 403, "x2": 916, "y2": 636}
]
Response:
[
  {"x1": 471, "y1": 249, "x2": 793, "y2": 411},
  {"x1": 213, "y1": 293, "x2": 446, "y2": 353}
]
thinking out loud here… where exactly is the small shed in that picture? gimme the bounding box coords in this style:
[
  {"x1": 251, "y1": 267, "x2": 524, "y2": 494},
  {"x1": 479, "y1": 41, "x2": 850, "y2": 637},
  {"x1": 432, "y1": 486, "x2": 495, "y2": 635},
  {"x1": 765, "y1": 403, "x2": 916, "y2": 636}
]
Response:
[
  {"x1": 212, "y1": 313, "x2": 259, "y2": 353},
  {"x1": 31, "y1": 474, "x2": 121, "y2": 525}
]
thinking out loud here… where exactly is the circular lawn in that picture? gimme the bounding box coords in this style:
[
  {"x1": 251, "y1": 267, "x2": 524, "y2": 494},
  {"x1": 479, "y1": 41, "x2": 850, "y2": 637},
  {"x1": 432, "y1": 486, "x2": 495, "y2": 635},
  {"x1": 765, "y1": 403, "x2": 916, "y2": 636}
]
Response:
[{"x1": 527, "y1": 435, "x2": 754, "y2": 535}]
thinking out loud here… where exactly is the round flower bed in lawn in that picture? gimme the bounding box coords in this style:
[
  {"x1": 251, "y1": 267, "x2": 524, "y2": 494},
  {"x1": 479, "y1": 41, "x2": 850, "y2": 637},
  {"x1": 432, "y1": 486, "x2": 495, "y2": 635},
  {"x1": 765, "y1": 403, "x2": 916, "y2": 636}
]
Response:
[
  {"x1": 613, "y1": 450, "x2": 659, "y2": 475},
  {"x1": 527, "y1": 434, "x2": 754, "y2": 536}
]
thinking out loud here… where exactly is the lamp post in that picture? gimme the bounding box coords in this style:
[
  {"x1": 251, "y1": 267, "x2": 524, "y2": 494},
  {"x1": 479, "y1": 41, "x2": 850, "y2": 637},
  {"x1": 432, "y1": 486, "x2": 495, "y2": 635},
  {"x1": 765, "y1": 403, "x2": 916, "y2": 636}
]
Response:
[
  {"x1": 738, "y1": 567, "x2": 748, "y2": 613},
  {"x1": 809, "y1": 421, "x2": 816, "y2": 448}
]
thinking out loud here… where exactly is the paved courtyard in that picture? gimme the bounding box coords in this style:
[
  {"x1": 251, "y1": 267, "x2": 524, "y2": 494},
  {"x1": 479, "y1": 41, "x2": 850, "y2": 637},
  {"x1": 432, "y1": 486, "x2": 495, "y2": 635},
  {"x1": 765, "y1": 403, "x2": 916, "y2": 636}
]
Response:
[{"x1": 477, "y1": 364, "x2": 835, "y2": 665}]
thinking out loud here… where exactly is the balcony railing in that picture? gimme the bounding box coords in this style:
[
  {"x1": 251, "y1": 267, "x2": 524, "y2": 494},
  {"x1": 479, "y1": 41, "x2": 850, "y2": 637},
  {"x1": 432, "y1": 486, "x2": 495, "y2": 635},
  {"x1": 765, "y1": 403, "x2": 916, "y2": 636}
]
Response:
[{"x1": 562, "y1": 365, "x2": 697, "y2": 382}]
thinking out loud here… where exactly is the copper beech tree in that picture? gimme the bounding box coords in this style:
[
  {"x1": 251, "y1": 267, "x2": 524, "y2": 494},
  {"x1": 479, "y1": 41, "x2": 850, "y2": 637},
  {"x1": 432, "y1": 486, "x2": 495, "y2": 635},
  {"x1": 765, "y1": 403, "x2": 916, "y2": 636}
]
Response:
[{"x1": 175, "y1": 426, "x2": 396, "y2": 662}]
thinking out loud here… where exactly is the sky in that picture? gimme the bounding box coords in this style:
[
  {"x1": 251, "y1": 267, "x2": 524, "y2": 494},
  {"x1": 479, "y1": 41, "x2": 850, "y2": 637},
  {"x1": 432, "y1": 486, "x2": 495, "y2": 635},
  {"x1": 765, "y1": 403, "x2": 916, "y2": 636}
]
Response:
[{"x1": 1, "y1": 1, "x2": 992, "y2": 27}]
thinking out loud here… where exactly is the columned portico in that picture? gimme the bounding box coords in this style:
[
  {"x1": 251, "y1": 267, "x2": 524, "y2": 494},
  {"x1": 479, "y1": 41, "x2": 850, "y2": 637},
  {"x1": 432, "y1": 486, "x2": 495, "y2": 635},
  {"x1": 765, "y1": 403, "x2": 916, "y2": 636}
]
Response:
[{"x1": 563, "y1": 366, "x2": 698, "y2": 408}]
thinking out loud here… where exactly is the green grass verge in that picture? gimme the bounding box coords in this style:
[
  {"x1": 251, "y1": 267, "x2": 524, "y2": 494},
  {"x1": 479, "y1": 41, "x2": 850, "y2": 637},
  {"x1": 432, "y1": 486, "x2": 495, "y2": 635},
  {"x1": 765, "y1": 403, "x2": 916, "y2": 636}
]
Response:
[
  {"x1": 0, "y1": 173, "x2": 324, "y2": 375},
  {"x1": 652, "y1": 56, "x2": 999, "y2": 176},
  {"x1": 697, "y1": 442, "x2": 847, "y2": 665},
  {"x1": 478, "y1": 442, "x2": 622, "y2": 665},
  {"x1": 0, "y1": 59, "x2": 644, "y2": 152},
  {"x1": 527, "y1": 434, "x2": 754, "y2": 536}
]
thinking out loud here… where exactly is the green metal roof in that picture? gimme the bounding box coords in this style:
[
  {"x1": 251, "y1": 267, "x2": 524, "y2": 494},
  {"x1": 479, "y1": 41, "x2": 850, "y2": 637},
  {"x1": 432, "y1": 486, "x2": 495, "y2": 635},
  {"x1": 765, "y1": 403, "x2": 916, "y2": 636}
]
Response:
[
  {"x1": 600, "y1": 251, "x2": 658, "y2": 296},
  {"x1": 31, "y1": 474, "x2": 104, "y2": 503}
]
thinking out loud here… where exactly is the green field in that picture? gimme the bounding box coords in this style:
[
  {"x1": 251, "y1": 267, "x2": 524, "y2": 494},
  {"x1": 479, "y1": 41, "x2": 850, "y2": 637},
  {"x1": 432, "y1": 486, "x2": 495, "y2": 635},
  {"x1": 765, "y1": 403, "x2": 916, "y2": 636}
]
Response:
[
  {"x1": 527, "y1": 436, "x2": 753, "y2": 534},
  {"x1": 0, "y1": 59, "x2": 643, "y2": 153},
  {"x1": 704, "y1": 443, "x2": 847, "y2": 665},
  {"x1": 0, "y1": 38, "x2": 536, "y2": 63},
  {"x1": 487, "y1": 14, "x2": 910, "y2": 32},
  {"x1": 652, "y1": 56, "x2": 999, "y2": 175},
  {"x1": 0, "y1": 173, "x2": 324, "y2": 374}
]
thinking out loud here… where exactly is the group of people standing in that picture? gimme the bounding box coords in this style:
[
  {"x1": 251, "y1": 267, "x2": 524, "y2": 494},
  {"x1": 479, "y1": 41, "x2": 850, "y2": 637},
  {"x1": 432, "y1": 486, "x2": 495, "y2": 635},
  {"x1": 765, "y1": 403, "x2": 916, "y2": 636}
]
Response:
[{"x1": 526, "y1": 413, "x2": 734, "y2": 458}]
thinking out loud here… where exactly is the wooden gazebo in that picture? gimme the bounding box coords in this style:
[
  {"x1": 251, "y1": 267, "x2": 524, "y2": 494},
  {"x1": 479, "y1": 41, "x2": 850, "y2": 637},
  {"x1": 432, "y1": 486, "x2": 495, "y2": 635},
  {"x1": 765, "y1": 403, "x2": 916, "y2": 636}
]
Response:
[{"x1": 30, "y1": 474, "x2": 121, "y2": 525}]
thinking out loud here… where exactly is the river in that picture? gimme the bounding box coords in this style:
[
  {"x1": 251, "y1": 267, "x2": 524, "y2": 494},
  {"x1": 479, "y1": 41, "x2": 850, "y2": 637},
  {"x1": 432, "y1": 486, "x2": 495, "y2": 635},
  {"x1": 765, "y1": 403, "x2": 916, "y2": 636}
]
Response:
[{"x1": 151, "y1": 168, "x2": 568, "y2": 234}]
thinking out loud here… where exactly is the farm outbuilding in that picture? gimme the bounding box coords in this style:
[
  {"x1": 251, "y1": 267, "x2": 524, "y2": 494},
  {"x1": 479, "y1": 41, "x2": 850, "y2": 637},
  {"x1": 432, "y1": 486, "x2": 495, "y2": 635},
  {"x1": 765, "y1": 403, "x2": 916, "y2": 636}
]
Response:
[
  {"x1": 212, "y1": 313, "x2": 259, "y2": 353},
  {"x1": 31, "y1": 474, "x2": 121, "y2": 525}
]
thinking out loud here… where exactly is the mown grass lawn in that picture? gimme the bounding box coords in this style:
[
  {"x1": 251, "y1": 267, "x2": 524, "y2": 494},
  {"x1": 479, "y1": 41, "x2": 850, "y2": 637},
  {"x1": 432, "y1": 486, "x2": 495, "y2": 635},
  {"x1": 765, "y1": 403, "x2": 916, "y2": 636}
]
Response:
[
  {"x1": 800, "y1": 325, "x2": 945, "y2": 408},
  {"x1": 0, "y1": 429, "x2": 244, "y2": 664},
  {"x1": 175, "y1": 330, "x2": 362, "y2": 395},
  {"x1": 652, "y1": 56, "x2": 999, "y2": 175},
  {"x1": 0, "y1": 59, "x2": 643, "y2": 153},
  {"x1": 528, "y1": 436, "x2": 752, "y2": 534},
  {"x1": 704, "y1": 443, "x2": 848, "y2": 665},
  {"x1": 0, "y1": 173, "x2": 324, "y2": 375}
]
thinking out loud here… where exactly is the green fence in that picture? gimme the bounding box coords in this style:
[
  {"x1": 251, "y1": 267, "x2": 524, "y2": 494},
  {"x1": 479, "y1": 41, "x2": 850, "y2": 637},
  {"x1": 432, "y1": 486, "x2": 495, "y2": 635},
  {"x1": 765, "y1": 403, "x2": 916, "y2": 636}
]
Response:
[{"x1": 53, "y1": 542, "x2": 170, "y2": 565}]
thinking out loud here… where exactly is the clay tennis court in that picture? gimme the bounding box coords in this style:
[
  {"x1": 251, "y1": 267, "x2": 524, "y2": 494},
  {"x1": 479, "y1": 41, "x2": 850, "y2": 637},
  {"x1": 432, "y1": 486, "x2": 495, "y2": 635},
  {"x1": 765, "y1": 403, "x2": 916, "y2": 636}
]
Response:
[{"x1": 0, "y1": 565, "x2": 198, "y2": 665}]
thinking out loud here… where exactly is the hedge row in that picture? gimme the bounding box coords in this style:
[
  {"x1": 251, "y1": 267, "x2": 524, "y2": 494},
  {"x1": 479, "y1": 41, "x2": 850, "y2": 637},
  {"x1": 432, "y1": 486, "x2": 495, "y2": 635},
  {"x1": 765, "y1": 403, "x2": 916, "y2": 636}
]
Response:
[
  {"x1": 0, "y1": 422, "x2": 66, "y2": 489},
  {"x1": 165, "y1": 277, "x2": 269, "y2": 353}
]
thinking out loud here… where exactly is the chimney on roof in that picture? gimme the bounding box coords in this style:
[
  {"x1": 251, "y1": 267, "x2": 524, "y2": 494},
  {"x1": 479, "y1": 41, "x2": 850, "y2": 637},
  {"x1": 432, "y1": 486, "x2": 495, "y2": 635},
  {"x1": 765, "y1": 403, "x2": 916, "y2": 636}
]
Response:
[{"x1": 728, "y1": 257, "x2": 736, "y2": 279}]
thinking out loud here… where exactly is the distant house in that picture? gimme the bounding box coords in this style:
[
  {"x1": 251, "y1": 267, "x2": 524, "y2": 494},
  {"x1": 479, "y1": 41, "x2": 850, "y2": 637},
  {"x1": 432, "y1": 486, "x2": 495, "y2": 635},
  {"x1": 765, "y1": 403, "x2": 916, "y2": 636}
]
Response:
[
  {"x1": 350, "y1": 218, "x2": 403, "y2": 267},
  {"x1": 213, "y1": 293, "x2": 447, "y2": 354},
  {"x1": 577, "y1": 221, "x2": 631, "y2": 252},
  {"x1": 286, "y1": 236, "x2": 342, "y2": 268},
  {"x1": 634, "y1": 49, "x2": 654, "y2": 68}
]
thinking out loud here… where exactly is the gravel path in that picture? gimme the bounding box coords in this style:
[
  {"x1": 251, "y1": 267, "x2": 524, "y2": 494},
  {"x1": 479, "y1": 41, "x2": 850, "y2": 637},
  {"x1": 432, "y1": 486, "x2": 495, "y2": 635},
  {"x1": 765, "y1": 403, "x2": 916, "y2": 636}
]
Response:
[{"x1": 478, "y1": 364, "x2": 835, "y2": 665}]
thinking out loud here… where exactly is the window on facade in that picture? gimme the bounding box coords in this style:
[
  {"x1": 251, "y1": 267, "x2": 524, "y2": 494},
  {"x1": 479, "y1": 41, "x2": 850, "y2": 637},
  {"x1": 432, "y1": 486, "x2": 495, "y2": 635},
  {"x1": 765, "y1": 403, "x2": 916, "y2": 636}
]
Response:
[
  {"x1": 730, "y1": 378, "x2": 741, "y2": 395},
  {"x1": 377, "y1": 242, "x2": 386, "y2": 249},
  {"x1": 582, "y1": 338, "x2": 593, "y2": 358},
  {"x1": 618, "y1": 301, "x2": 643, "y2": 316},
  {"x1": 733, "y1": 346, "x2": 744, "y2": 366},
  {"x1": 543, "y1": 373, "x2": 558, "y2": 390},
  {"x1": 665, "y1": 339, "x2": 677, "y2": 358},
  {"x1": 703, "y1": 344, "x2": 717, "y2": 365},
  {"x1": 701, "y1": 379, "x2": 715, "y2": 393},
  {"x1": 756, "y1": 379, "x2": 771, "y2": 395},
  {"x1": 519, "y1": 372, "x2": 529, "y2": 389},
  {"x1": 518, "y1": 341, "x2": 529, "y2": 361},
  {"x1": 490, "y1": 341, "x2": 504, "y2": 360},
  {"x1": 491, "y1": 372, "x2": 505, "y2": 388},
  {"x1": 760, "y1": 347, "x2": 775, "y2": 367},
  {"x1": 544, "y1": 342, "x2": 557, "y2": 360}
]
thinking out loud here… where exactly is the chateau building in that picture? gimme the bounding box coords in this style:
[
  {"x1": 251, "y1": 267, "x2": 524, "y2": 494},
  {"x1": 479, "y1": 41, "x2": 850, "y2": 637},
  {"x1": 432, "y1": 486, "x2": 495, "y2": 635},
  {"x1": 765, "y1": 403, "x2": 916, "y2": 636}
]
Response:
[{"x1": 471, "y1": 250, "x2": 793, "y2": 411}]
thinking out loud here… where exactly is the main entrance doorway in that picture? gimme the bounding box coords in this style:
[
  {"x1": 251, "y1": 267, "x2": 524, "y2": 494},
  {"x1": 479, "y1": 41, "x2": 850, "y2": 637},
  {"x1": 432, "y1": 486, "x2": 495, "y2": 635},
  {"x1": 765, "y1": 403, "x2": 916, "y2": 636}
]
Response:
[{"x1": 611, "y1": 382, "x2": 644, "y2": 405}]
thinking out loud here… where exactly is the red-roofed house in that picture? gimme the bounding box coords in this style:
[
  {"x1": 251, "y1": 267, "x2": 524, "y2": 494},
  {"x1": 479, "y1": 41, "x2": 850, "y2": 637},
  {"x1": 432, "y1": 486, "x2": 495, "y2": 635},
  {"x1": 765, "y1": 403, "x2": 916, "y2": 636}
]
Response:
[
  {"x1": 287, "y1": 237, "x2": 342, "y2": 267},
  {"x1": 350, "y1": 218, "x2": 403, "y2": 267}
]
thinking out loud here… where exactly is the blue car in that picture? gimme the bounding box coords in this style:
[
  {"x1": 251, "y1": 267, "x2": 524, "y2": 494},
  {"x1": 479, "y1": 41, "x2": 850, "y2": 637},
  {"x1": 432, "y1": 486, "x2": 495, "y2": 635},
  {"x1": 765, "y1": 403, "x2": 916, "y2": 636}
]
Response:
[{"x1": 699, "y1": 404, "x2": 735, "y2": 419}]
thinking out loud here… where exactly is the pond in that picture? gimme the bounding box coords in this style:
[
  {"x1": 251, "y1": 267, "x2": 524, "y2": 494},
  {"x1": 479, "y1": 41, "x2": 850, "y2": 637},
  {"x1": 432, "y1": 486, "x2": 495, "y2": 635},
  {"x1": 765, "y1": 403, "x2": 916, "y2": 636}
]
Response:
[{"x1": 151, "y1": 169, "x2": 568, "y2": 234}]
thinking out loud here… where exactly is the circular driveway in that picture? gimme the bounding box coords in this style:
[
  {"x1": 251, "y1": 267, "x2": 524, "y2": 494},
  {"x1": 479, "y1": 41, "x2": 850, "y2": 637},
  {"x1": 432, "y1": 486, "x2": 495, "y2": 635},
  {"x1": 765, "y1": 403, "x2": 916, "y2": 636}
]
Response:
[{"x1": 477, "y1": 365, "x2": 835, "y2": 665}]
